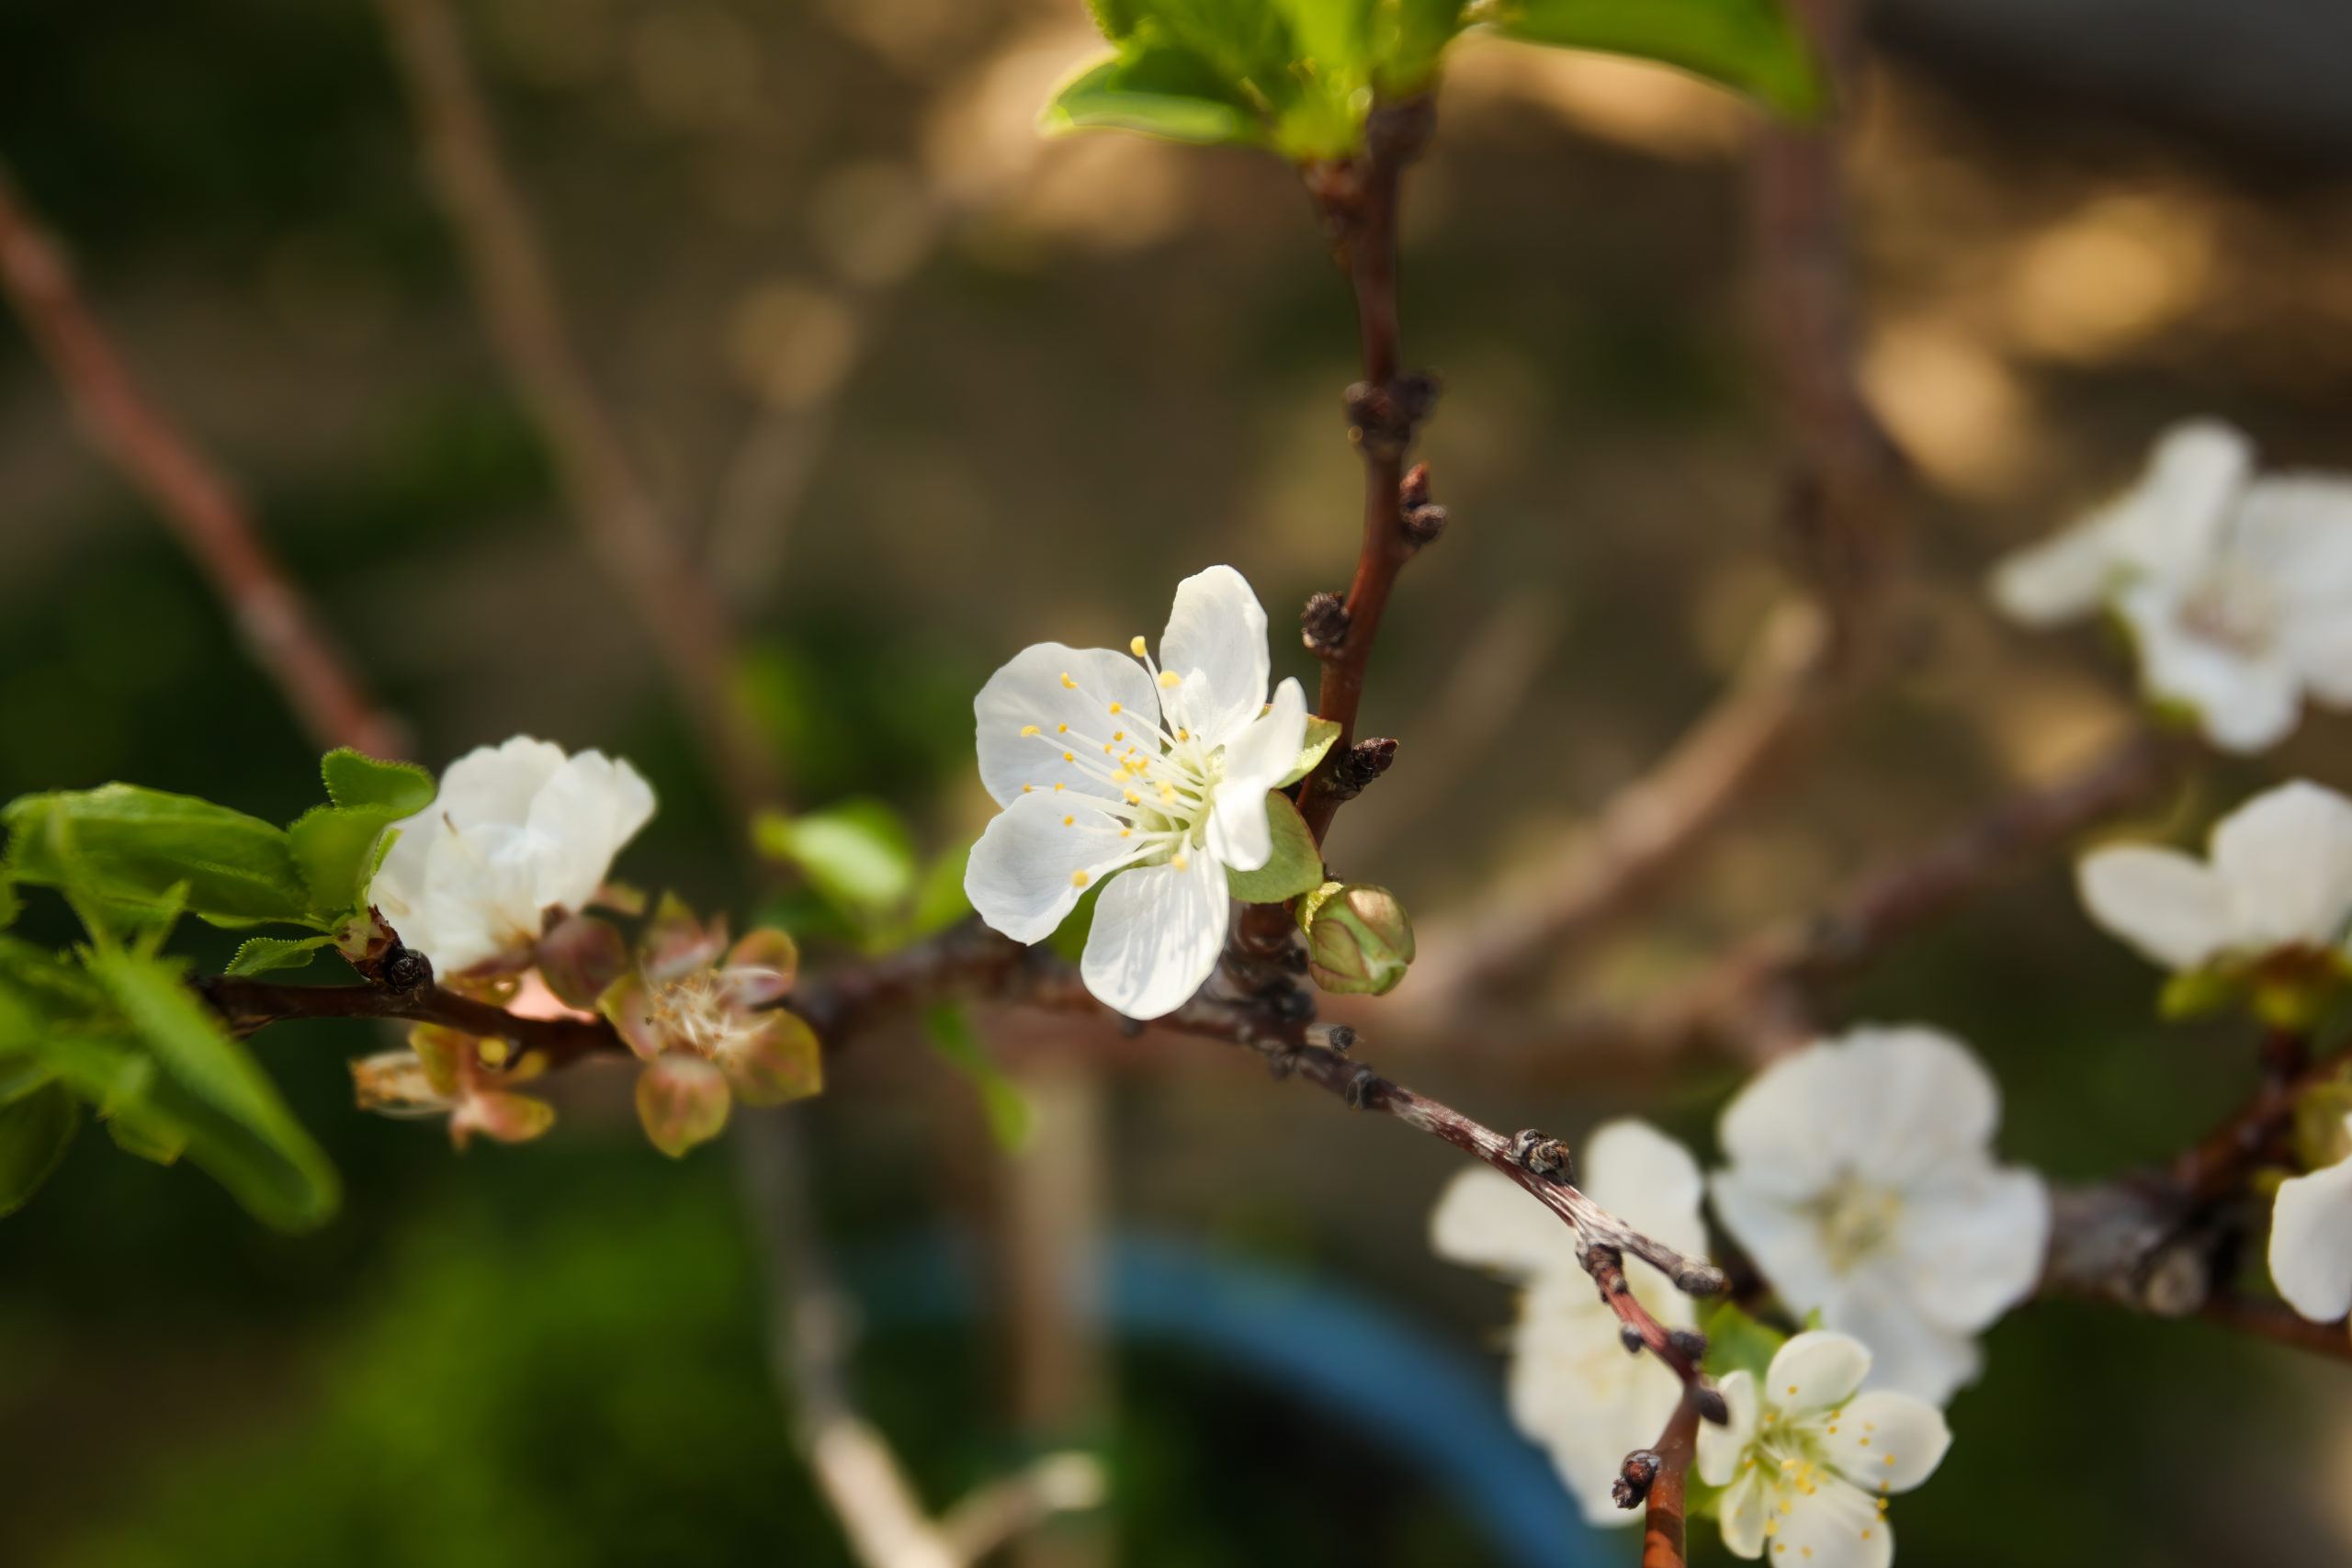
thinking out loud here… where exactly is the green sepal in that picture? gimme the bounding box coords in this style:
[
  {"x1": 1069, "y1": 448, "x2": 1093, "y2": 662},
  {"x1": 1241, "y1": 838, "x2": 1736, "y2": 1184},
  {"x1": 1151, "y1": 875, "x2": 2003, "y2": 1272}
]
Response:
[
  {"x1": 1277, "y1": 716, "x2": 1343, "y2": 789},
  {"x1": 0, "y1": 1078, "x2": 79, "y2": 1217},
  {"x1": 1226, "y1": 792, "x2": 1325, "y2": 904},
  {"x1": 320, "y1": 749, "x2": 435, "y2": 816},
  {"x1": 1495, "y1": 0, "x2": 1826, "y2": 119},
  {"x1": 4, "y1": 784, "x2": 313, "y2": 933},
  {"x1": 921, "y1": 1002, "x2": 1034, "y2": 1152},
  {"x1": 1373, "y1": 0, "x2": 1468, "y2": 94},
  {"x1": 226, "y1": 933, "x2": 337, "y2": 976},
  {"x1": 1701, "y1": 1299, "x2": 1786, "y2": 1382},
  {"x1": 2157, "y1": 967, "x2": 2238, "y2": 1022}
]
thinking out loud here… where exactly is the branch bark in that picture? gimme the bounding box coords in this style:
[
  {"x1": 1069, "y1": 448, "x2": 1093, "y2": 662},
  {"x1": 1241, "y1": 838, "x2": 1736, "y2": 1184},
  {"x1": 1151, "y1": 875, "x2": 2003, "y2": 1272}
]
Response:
[
  {"x1": 369, "y1": 0, "x2": 780, "y2": 815},
  {"x1": 1640, "y1": 1390, "x2": 1703, "y2": 1568},
  {"x1": 0, "y1": 173, "x2": 401, "y2": 759}
]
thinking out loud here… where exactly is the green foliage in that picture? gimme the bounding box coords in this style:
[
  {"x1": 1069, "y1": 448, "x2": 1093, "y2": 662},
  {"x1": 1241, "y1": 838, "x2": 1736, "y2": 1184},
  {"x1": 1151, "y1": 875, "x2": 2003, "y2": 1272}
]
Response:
[
  {"x1": 1701, "y1": 1299, "x2": 1787, "y2": 1382},
  {"x1": 1493, "y1": 0, "x2": 1825, "y2": 118},
  {"x1": 1226, "y1": 792, "x2": 1325, "y2": 903},
  {"x1": 0, "y1": 1076, "x2": 79, "y2": 1216},
  {"x1": 921, "y1": 1002, "x2": 1035, "y2": 1151},
  {"x1": 5, "y1": 784, "x2": 311, "y2": 932},
  {"x1": 1277, "y1": 716, "x2": 1342, "y2": 789},
  {"x1": 319, "y1": 747, "x2": 435, "y2": 815},
  {"x1": 226, "y1": 933, "x2": 336, "y2": 976},
  {"x1": 755, "y1": 800, "x2": 918, "y2": 925}
]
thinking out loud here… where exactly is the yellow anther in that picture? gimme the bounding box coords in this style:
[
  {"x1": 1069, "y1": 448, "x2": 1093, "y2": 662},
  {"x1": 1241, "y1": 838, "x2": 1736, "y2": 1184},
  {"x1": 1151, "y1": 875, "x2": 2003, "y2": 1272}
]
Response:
[
  {"x1": 1159, "y1": 784, "x2": 1177, "y2": 802},
  {"x1": 1119, "y1": 829, "x2": 1132, "y2": 839},
  {"x1": 1113, "y1": 731, "x2": 1124, "y2": 741},
  {"x1": 1108, "y1": 702, "x2": 1123, "y2": 715},
  {"x1": 1020, "y1": 725, "x2": 1039, "y2": 737},
  {"x1": 1022, "y1": 784, "x2": 1034, "y2": 794},
  {"x1": 1063, "y1": 815, "x2": 1074, "y2": 826},
  {"x1": 1063, "y1": 750, "x2": 1075, "y2": 762},
  {"x1": 1103, "y1": 744, "x2": 1114, "y2": 754},
  {"x1": 479, "y1": 1038, "x2": 511, "y2": 1068},
  {"x1": 1172, "y1": 855, "x2": 1188, "y2": 871},
  {"x1": 1061, "y1": 673, "x2": 1077, "y2": 689},
  {"x1": 1054, "y1": 783, "x2": 1066, "y2": 792},
  {"x1": 1125, "y1": 790, "x2": 1141, "y2": 805},
  {"x1": 1058, "y1": 724, "x2": 1069, "y2": 734},
  {"x1": 1779, "y1": 1501, "x2": 1792, "y2": 1516},
  {"x1": 1158, "y1": 671, "x2": 1180, "y2": 688},
  {"x1": 1883, "y1": 1455, "x2": 1896, "y2": 1466},
  {"x1": 1130, "y1": 636, "x2": 1147, "y2": 657},
  {"x1": 1176, "y1": 728, "x2": 1189, "y2": 740},
  {"x1": 1787, "y1": 1386, "x2": 1797, "y2": 1395},
  {"x1": 1070, "y1": 870, "x2": 1089, "y2": 887}
]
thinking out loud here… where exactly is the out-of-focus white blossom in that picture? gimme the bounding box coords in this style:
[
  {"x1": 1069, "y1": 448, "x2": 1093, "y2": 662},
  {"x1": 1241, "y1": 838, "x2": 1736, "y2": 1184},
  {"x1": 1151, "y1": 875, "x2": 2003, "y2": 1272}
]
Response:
[
  {"x1": 1430, "y1": 1120, "x2": 1707, "y2": 1526},
  {"x1": 2270, "y1": 1113, "x2": 2352, "y2": 1324},
  {"x1": 370, "y1": 736, "x2": 655, "y2": 976},
  {"x1": 1709, "y1": 1026, "x2": 2048, "y2": 1405},
  {"x1": 1696, "y1": 1330, "x2": 1951, "y2": 1568},
  {"x1": 964, "y1": 565, "x2": 1307, "y2": 1020},
  {"x1": 1989, "y1": 419, "x2": 2352, "y2": 752},
  {"x1": 2077, "y1": 780, "x2": 2352, "y2": 976}
]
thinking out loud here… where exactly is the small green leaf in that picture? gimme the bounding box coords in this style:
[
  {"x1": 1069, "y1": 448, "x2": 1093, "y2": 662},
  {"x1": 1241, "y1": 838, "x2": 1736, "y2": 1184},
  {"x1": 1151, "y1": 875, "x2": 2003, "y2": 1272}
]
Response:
[
  {"x1": 106, "y1": 1102, "x2": 188, "y2": 1165},
  {"x1": 0, "y1": 869, "x2": 17, "y2": 931},
  {"x1": 922, "y1": 1003, "x2": 1033, "y2": 1151},
  {"x1": 5, "y1": 785, "x2": 312, "y2": 931},
  {"x1": 0, "y1": 1079, "x2": 79, "y2": 1217},
  {"x1": 287, "y1": 807, "x2": 400, "y2": 924},
  {"x1": 1701, "y1": 1300, "x2": 1786, "y2": 1382},
  {"x1": 1496, "y1": 0, "x2": 1825, "y2": 118},
  {"x1": 84, "y1": 950, "x2": 340, "y2": 1230},
  {"x1": 320, "y1": 749, "x2": 435, "y2": 816},
  {"x1": 1277, "y1": 716, "x2": 1343, "y2": 788},
  {"x1": 910, "y1": 842, "x2": 976, "y2": 939},
  {"x1": 1373, "y1": 0, "x2": 1468, "y2": 93},
  {"x1": 0, "y1": 1053, "x2": 51, "y2": 1107},
  {"x1": 2157, "y1": 968, "x2": 2237, "y2": 1022},
  {"x1": 1226, "y1": 792, "x2": 1324, "y2": 903},
  {"x1": 226, "y1": 934, "x2": 335, "y2": 976},
  {"x1": 1040, "y1": 45, "x2": 1264, "y2": 146},
  {"x1": 753, "y1": 800, "x2": 919, "y2": 927}
]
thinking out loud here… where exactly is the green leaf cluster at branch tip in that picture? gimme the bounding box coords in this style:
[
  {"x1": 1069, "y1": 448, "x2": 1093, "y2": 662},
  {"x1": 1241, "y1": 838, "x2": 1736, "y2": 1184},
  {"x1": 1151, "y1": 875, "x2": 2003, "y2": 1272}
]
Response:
[{"x1": 1041, "y1": 0, "x2": 1821, "y2": 159}]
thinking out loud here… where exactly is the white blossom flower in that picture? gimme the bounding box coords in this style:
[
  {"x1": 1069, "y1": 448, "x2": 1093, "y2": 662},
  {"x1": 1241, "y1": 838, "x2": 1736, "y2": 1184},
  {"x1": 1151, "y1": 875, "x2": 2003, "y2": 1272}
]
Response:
[
  {"x1": 1989, "y1": 419, "x2": 2352, "y2": 752},
  {"x1": 1430, "y1": 1120, "x2": 1707, "y2": 1525},
  {"x1": 370, "y1": 736, "x2": 656, "y2": 976},
  {"x1": 1709, "y1": 1026, "x2": 2048, "y2": 1405},
  {"x1": 2270, "y1": 1113, "x2": 2352, "y2": 1324},
  {"x1": 964, "y1": 565, "x2": 1307, "y2": 1020},
  {"x1": 1695, "y1": 1329, "x2": 1951, "y2": 1568},
  {"x1": 2077, "y1": 780, "x2": 2352, "y2": 976}
]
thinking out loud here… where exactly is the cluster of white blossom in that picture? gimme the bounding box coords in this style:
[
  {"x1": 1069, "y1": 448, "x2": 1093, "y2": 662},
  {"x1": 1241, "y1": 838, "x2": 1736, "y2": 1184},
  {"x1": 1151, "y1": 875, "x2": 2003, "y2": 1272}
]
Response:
[
  {"x1": 1990, "y1": 419, "x2": 2352, "y2": 752},
  {"x1": 2077, "y1": 777, "x2": 2352, "y2": 1325},
  {"x1": 1432, "y1": 1026, "x2": 2041, "y2": 1560}
]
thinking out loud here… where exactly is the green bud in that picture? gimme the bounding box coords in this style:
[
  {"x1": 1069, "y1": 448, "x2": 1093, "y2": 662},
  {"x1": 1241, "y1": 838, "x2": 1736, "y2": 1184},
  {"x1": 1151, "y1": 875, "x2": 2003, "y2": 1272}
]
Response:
[{"x1": 1299, "y1": 882, "x2": 1415, "y2": 996}]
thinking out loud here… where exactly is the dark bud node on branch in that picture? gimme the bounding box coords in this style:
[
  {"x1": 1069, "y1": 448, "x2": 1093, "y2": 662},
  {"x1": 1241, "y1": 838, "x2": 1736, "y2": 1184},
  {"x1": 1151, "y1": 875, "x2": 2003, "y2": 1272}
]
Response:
[
  {"x1": 1695, "y1": 1384, "x2": 1731, "y2": 1426},
  {"x1": 1399, "y1": 463, "x2": 1448, "y2": 547},
  {"x1": 1676, "y1": 1262, "x2": 1731, "y2": 1297},
  {"x1": 1301, "y1": 592, "x2": 1352, "y2": 658},
  {"x1": 1341, "y1": 1064, "x2": 1381, "y2": 1110},
  {"x1": 1509, "y1": 1127, "x2": 1574, "y2": 1183},
  {"x1": 1668, "y1": 1326, "x2": 1709, "y2": 1362},
  {"x1": 1306, "y1": 1022, "x2": 1356, "y2": 1053},
  {"x1": 1325, "y1": 738, "x2": 1396, "y2": 803},
  {"x1": 1612, "y1": 1450, "x2": 1662, "y2": 1510},
  {"x1": 1619, "y1": 1323, "x2": 1645, "y2": 1356},
  {"x1": 1343, "y1": 372, "x2": 1442, "y2": 459},
  {"x1": 379, "y1": 944, "x2": 431, "y2": 995}
]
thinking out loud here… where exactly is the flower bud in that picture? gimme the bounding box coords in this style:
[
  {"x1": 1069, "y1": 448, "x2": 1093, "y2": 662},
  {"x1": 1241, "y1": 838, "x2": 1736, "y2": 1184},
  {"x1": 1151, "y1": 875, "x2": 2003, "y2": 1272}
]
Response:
[{"x1": 1299, "y1": 882, "x2": 1415, "y2": 996}]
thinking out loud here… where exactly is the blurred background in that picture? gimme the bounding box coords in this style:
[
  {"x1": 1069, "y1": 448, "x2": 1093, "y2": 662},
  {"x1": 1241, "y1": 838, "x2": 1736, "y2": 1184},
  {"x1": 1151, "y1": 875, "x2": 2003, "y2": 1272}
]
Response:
[{"x1": 6, "y1": 0, "x2": 2352, "y2": 1562}]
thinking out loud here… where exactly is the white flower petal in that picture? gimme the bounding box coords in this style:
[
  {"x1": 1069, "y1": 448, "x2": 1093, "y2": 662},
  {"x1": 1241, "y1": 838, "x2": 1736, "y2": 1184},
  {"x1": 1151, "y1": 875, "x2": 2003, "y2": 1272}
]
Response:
[
  {"x1": 1816, "y1": 1274, "x2": 1983, "y2": 1404},
  {"x1": 1710, "y1": 1173, "x2": 1841, "y2": 1320},
  {"x1": 974, "y1": 643, "x2": 1161, "y2": 808},
  {"x1": 1987, "y1": 520, "x2": 2119, "y2": 627},
  {"x1": 1079, "y1": 847, "x2": 1228, "y2": 1019},
  {"x1": 1772, "y1": 1477, "x2": 1894, "y2": 1568},
  {"x1": 964, "y1": 792, "x2": 1135, "y2": 944},
  {"x1": 417, "y1": 821, "x2": 544, "y2": 973},
  {"x1": 1766, "y1": 1330, "x2": 1871, "y2": 1414},
  {"x1": 1715, "y1": 1470, "x2": 1770, "y2": 1560},
  {"x1": 2076, "y1": 844, "x2": 2231, "y2": 971},
  {"x1": 1158, "y1": 565, "x2": 1270, "y2": 746},
  {"x1": 1204, "y1": 678, "x2": 1308, "y2": 873},
  {"x1": 1899, "y1": 1165, "x2": 2050, "y2": 1335},
  {"x1": 1507, "y1": 1274, "x2": 1684, "y2": 1527},
  {"x1": 2108, "y1": 418, "x2": 2253, "y2": 584},
  {"x1": 1584, "y1": 1118, "x2": 1710, "y2": 1264},
  {"x1": 2269, "y1": 1144, "x2": 2352, "y2": 1323},
  {"x1": 1834, "y1": 1027, "x2": 2001, "y2": 1185},
  {"x1": 1828, "y1": 1390, "x2": 1951, "y2": 1494},
  {"x1": 523, "y1": 750, "x2": 655, "y2": 914},
  {"x1": 432, "y1": 736, "x2": 570, "y2": 830},
  {"x1": 1697, "y1": 1368, "x2": 1759, "y2": 1488},
  {"x1": 1716, "y1": 1045, "x2": 1861, "y2": 1200},
  {"x1": 2211, "y1": 780, "x2": 2352, "y2": 953},
  {"x1": 1430, "y1": 1167, "x2": 1580, "y2": 1280},
  {"x1": 2119, "y1": 579, "x2": 2303, "y2": 753},
  {"x1": 2237, "y1": 478, "x2": 2352, "y2": 702}
]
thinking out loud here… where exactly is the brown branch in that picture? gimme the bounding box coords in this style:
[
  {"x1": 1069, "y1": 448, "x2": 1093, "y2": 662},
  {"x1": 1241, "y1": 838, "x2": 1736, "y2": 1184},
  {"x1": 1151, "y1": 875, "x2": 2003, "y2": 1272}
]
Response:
[
  {"x1": 368, "y1": 0, "x2": 779, "y2": 816},
  {"x1": 1639, "y1": 1390, "x2": 1704, "y2": 1568},
  {"x1": 2199, "y1": 1292, "x2": 2352, "y2": 1362},
  {"x1": 0, "y1": 173, "x2": 401, "y2": 759}
]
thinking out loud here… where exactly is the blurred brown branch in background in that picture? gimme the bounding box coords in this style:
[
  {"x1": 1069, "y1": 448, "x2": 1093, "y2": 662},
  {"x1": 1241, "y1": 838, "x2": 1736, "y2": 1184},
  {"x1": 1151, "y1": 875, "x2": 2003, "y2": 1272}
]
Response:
[
  {"x1": 0, "y1": 172, "x2": 402, "y2": 760},
  {"x1": 370, "y1": 0, "x2": 781, "y2": 817}
]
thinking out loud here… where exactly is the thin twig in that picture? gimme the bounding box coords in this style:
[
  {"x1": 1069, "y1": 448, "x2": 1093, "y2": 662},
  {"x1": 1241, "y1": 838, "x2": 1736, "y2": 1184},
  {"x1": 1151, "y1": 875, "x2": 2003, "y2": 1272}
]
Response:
[
  {"x1": 1640, "y1": 1390, "x2": 1703, "y2": 1568},
  {"x1": 369, "y1": 0, "x2": 780, "y2": 815},
  {"x1": 0, "y1": 173, "x2": 401, "y2": 759}
]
